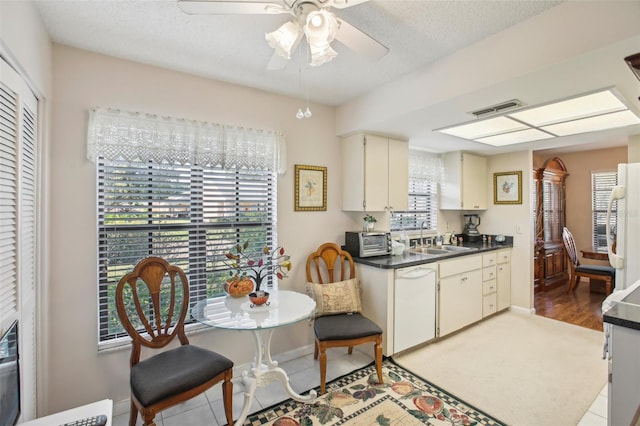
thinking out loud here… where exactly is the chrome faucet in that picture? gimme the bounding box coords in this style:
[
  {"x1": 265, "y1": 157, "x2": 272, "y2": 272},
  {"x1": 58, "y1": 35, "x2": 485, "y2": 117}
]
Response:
[{"x1": 420, "y1": 221, "x2": 428, "y2": 246}]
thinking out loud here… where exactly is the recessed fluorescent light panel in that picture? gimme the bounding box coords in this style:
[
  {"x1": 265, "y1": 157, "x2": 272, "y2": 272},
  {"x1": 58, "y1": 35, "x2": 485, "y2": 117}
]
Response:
[{"x1": 435, "y1": 88, "x2": 640, "y2": 146}]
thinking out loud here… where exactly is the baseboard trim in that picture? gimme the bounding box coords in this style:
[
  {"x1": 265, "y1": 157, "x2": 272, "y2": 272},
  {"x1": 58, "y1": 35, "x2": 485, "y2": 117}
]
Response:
[
  {"x1": 510, "y1": 305, "x2": 535, "y2": 316},
  {"x1": 112, "y1": 343, "x2": 316, "y2": 417}
]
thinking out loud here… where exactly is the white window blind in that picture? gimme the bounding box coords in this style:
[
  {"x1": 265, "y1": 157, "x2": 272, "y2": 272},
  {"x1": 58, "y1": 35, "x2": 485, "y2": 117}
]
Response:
[
  {"x1": 90, "y1": 109, "x2": 281, "y2": 344},
  {"x1": 592, "y1": 170, "x2": 617, "y2": 251},
  {"x1": 391, "y1": 150, "x2": 441, "y2": 232}
]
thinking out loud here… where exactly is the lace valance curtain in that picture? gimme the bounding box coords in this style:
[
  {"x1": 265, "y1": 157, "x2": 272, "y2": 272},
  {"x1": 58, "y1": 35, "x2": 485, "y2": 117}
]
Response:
[
  {"x1": 86, "y1": 108, "x2": 287, "y2": 174},
  {"x1": 409, "y1": 149, "x2": 443, "y2": 183}
]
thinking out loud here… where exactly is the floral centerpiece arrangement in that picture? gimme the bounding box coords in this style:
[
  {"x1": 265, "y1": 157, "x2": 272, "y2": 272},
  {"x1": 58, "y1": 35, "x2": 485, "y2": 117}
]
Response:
[{"x1": 224, "y1": 241, "x2": 292, "y2": 302}]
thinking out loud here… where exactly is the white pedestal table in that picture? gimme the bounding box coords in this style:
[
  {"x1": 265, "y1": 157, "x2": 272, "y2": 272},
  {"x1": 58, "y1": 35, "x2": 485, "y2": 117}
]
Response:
[{"x1": 193, "y1": 290, "x2": 317, "y2": 425}]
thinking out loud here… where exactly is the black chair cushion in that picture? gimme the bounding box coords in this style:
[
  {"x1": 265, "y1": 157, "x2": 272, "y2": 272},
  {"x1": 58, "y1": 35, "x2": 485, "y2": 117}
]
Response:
[
  {"x1": 576, "y1": 264, "x2": 616, "y2": 277},
  {"x1": 314, "y1": 313, "x2": 382, "y2": 341},
  {"x1": 131, "y1": 344, "x2": 233, "y2": 407}
]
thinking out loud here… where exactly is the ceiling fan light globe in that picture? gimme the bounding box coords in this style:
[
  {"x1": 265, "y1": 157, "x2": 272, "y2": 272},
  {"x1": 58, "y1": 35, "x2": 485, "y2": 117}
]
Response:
[
  {"x1": 304, "y1": 10, "x2": 338, "y2": 46},
  {"x1": 265, "y1": 21, "x2": 301, "y2": 59},
  {"x1": 309, "y1": 44, "x2": 337, "y2": 66}
]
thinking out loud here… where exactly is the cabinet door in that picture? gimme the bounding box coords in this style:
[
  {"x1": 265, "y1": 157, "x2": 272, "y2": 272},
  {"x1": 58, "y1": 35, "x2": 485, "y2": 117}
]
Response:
[
  {"x1": 341, "y1": 134, "x2": 365, "y2": 211},
  {"x1": 497, "y1": 261, "x2": 511, "y2": 310},
  {"x1": 439, "y1": 269, "x2": 482, "y2": 336},
  {"x1": 440, "y1": 152, "x2": 487, "y2": 210},
  {"x1": 388, "y1": 138, "x2": 408, "y2": 211},
  {"x1": 363, "y1": 134, "x2": 390, "y2": 211},
  {"x1": 461, "y1": 153, "x2": 487, "y2": 210}
]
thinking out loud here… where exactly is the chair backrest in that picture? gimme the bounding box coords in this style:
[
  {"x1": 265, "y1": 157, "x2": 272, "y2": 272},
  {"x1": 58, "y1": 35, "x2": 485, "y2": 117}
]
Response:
[
  {"x1": 116, "y1": 257, "x2": 190, "y2": 364},
  {"x1": 562, "y1": 227, "x2": 580, "y2": 267},
  {"x1": 306, "y1": 242, "x2": 355, "y2": 284}
]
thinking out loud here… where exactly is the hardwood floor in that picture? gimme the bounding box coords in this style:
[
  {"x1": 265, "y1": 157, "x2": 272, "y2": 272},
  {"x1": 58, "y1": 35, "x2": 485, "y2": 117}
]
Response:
[{"x1": 535, "y1": 278, "x2": 607, "y2": 331}]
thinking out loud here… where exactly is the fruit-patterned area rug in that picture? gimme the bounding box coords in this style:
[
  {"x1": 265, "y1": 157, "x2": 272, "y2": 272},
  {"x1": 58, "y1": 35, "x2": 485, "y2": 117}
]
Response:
[{"x1": 243, "y1": 359, "x2": 505, "y2": 425}]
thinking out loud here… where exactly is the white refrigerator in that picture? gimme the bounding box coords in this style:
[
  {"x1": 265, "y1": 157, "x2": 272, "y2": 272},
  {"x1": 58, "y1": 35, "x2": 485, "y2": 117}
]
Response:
[
  {"x1": 605, "y1": 163, "x2": 640, "y2": 426},
  {"x1": 607, "y1": 162, "x2": 640, "y2": 290}
]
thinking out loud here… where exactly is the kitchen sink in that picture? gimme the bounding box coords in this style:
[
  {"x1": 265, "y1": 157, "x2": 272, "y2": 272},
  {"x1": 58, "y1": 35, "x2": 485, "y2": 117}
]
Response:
[
  {"x1": 441, "y1": 245, "x2": 476, "y2": 252},
  {"x1": 410, "y1": 245, "x2": 477, "y2": 255},
  {"x1": 410, "y1": 247, "x2": 450, "y2": 255}
]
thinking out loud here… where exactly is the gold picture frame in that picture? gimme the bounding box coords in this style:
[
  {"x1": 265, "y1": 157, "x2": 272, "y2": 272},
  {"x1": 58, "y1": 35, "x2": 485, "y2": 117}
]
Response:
[
  {"x1": 494, "y1": 171, "x2": 522, "y2": 204},
  {"x1": 294, "y1": 164, "x2": 327, "y2": 211}
]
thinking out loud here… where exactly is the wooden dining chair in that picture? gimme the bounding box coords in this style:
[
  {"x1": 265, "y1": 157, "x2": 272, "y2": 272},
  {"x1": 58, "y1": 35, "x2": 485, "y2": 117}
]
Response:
[
  {"x1": 116, "y1": 257, "x2": 234, "y2": 426},
  {"x1": 562, "y1": 227, "x2": 615, "y2": 295},
  {"x1": 306, "y1": 242, "x2": 383, "y2": 394}
]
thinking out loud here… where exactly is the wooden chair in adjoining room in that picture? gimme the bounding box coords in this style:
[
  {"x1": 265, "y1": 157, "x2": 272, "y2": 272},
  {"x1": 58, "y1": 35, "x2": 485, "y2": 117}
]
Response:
[
  {"x1": 306, "y1": 242, "x2": 383, "y2": 395},
  {"x1": 562, "y1": 227, "x2": 615, "y2": 295},
  {"x1": 115, "y1": 257, "x2": 234, "y2": 426}
]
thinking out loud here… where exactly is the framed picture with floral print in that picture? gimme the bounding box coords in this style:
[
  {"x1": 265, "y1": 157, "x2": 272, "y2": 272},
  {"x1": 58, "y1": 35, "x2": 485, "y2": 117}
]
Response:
[
  {"x1": 494, "y1": 171, "x2": 522, "y2": 204},
  {"x1": 294, "y1": 164, "x2": 327, "y2": 211}
]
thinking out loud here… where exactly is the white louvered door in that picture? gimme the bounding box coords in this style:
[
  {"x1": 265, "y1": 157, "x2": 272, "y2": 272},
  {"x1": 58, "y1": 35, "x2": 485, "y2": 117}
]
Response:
[{"x1": 1, "y1": 56, "x2": 39, "y2": 421}]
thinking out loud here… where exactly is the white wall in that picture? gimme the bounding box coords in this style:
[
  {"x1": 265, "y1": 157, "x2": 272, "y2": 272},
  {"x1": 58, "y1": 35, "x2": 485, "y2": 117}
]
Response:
[{"x1": 47, "y1": 44, "x2": 357, "y2": 415}]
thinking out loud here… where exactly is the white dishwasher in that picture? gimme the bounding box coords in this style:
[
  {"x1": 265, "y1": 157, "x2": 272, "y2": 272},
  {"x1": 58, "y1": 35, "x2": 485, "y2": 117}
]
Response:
[{"x1": 394, "y1": 264, "x2": 437, "y2": 353}]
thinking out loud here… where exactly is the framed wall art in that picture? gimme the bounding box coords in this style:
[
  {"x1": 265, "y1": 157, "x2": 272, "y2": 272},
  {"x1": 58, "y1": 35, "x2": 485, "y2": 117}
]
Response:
[
  {"x1": 294, "y1": 164, "x2": 327, "y2": 211},
  {"x1": 494, "y1": 171, "x2": 522, "y2": 205}
]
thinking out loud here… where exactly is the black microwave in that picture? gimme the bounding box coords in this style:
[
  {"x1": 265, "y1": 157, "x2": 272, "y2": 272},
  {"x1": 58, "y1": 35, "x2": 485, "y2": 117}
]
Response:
[{"x1": 345, "y1": 231, "x2": 392, "y2": 258}]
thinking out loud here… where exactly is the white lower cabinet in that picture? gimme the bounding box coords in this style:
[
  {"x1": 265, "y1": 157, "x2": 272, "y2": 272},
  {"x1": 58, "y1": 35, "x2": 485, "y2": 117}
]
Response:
[
  {"x1": 608, "y1": 324, "x2": 640, "y2": 425},
  {"x1": 439, "y1": 254, "x2": 483, "y2": 337},
  {"x1": 482, "y1": 252, "x2": 497, "y2": 317},
  {"x1": 497, "y1": 249, "x2": 511, "y2": 310}
]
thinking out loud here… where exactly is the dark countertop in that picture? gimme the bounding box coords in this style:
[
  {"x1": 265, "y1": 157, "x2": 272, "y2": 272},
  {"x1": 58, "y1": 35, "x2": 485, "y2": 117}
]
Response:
[
  {"x1": 603, "y1": 284, "x2": 640, "y2": 331},
  {"x1": 352, "y1": 238, "x2": 514, "y2": 269}
]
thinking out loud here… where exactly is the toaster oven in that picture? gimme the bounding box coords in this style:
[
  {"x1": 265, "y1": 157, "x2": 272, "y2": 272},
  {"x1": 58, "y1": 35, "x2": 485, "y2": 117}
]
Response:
[{"x1": 344, "y1": 231, "x2": 392, "y2": 258}]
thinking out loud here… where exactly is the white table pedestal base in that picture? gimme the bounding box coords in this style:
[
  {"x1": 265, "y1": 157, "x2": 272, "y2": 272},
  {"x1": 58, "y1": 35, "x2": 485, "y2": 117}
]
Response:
[{"x1": 234, "y1": 328, "x2": 317, "y2": 426}]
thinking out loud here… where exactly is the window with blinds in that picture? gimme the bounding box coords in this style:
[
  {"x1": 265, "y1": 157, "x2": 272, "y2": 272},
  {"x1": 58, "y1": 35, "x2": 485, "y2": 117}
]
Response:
[
  {"x1": 592, "y1": 170, "x2": 617, "y2": 251},
  {"x1": 97, "y1": 158, "x2": 276, "y2": 343},
  {"x1": 390, "y1": 178, "x2": 438, "y2": 231}
]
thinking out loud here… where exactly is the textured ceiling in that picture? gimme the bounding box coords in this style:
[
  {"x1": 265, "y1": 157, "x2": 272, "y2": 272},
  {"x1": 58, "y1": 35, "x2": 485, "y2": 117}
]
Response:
[{"x1": 33, "y1": 0, "x2": 566, "y2": 106}]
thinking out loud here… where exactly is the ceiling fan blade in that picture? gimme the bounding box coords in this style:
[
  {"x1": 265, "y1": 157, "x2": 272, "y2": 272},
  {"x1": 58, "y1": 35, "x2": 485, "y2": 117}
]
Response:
[
  {"x1": 324, "y1": 0, "x2": 370, "y2": 10},
  {"x1": 335, "y1": 18, "x2": 389, "y2": 60},
  {"x1": 266, "y1": 51, "x2": 290, "y2": 70},
  {"x1": 177, "y1": 0, "x2": 289, "y2": 15}
]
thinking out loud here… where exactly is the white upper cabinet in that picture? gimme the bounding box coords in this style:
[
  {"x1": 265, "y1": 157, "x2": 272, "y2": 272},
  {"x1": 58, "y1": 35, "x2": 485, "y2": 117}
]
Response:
[
  {"x1": 440, "y1": 151, "x2": 487, "y2": 210},
  {"x1": 342, "y1": 133, "x2": 408, "y2": 212}
]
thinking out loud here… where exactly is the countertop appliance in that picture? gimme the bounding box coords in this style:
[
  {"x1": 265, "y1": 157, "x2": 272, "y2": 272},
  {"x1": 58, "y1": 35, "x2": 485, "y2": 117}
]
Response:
[
  {"x1": 462, "y1": 214, "x2": 481, "y2": 242},
  {"x1": 344, "y1": 231, "x2": 391, "y2": 258},
  {"x1": 393, "y1": 265, "x2": 437, "y2": 353},
  {"x1": 607, "y1": 163, "x2": 640, "y2": 290}
]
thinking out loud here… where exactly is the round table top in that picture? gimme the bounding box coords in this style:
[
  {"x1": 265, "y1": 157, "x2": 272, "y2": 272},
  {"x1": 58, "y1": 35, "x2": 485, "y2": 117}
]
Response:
[{"x1": 192, "y1": 289, "x2": 316, "y2": 330}]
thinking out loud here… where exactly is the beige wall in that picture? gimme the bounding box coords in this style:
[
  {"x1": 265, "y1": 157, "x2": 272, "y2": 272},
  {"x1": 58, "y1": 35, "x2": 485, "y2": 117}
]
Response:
[
  {"x1": 48, "y1": 44, "x2": 358, "y2": 414},
  {"x1": 483, "y1": 152, "x2": 534, "y2": 311},
  {"x1": 534, "y1": 147, "x2": 627, "y2": 265}
]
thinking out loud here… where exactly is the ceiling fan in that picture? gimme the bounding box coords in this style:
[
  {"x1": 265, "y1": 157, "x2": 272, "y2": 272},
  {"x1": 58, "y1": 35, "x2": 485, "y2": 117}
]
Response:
[{"x1": 177, "y1": 0, "x2": 389, "y2": 69}]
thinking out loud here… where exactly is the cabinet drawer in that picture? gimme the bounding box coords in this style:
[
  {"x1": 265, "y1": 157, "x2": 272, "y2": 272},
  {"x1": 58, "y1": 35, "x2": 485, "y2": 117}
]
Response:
[
  {"x1": 483, "y1": 252, "x2": 497, "y2": 267},
  {"x1": 483, "y1": 293, "x2": 497, "y2": 316},
  {"x1": 483, "y1": 278, "x2": 497, "y2": 295},
  {"x1": 497, "y1": 250, "x2": 511, "y2": 264},
  {"x1": 482, "y1": 266, "x2": 496, "y2": 282},
  {"x1": 439, "y1": 255, "x2": 482, "y2": 278}
]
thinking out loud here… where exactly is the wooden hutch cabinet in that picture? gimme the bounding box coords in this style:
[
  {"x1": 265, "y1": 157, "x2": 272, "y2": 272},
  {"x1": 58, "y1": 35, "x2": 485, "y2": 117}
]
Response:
[{"x1": 534, "y1": 157, "x2": 569, "y2": 292}]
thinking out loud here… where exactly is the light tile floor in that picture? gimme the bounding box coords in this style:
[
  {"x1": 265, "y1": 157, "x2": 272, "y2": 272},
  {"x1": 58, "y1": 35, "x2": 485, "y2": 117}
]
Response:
[
  {"x1": 112, "y1": 348, "x2": 374, "y2": 426},
  {"x1": 578, "y1": 384, "x2": 608, "y2": 426},
  {"x1": 112, "y1": 349, "x2": 609, "y2": 426}
]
